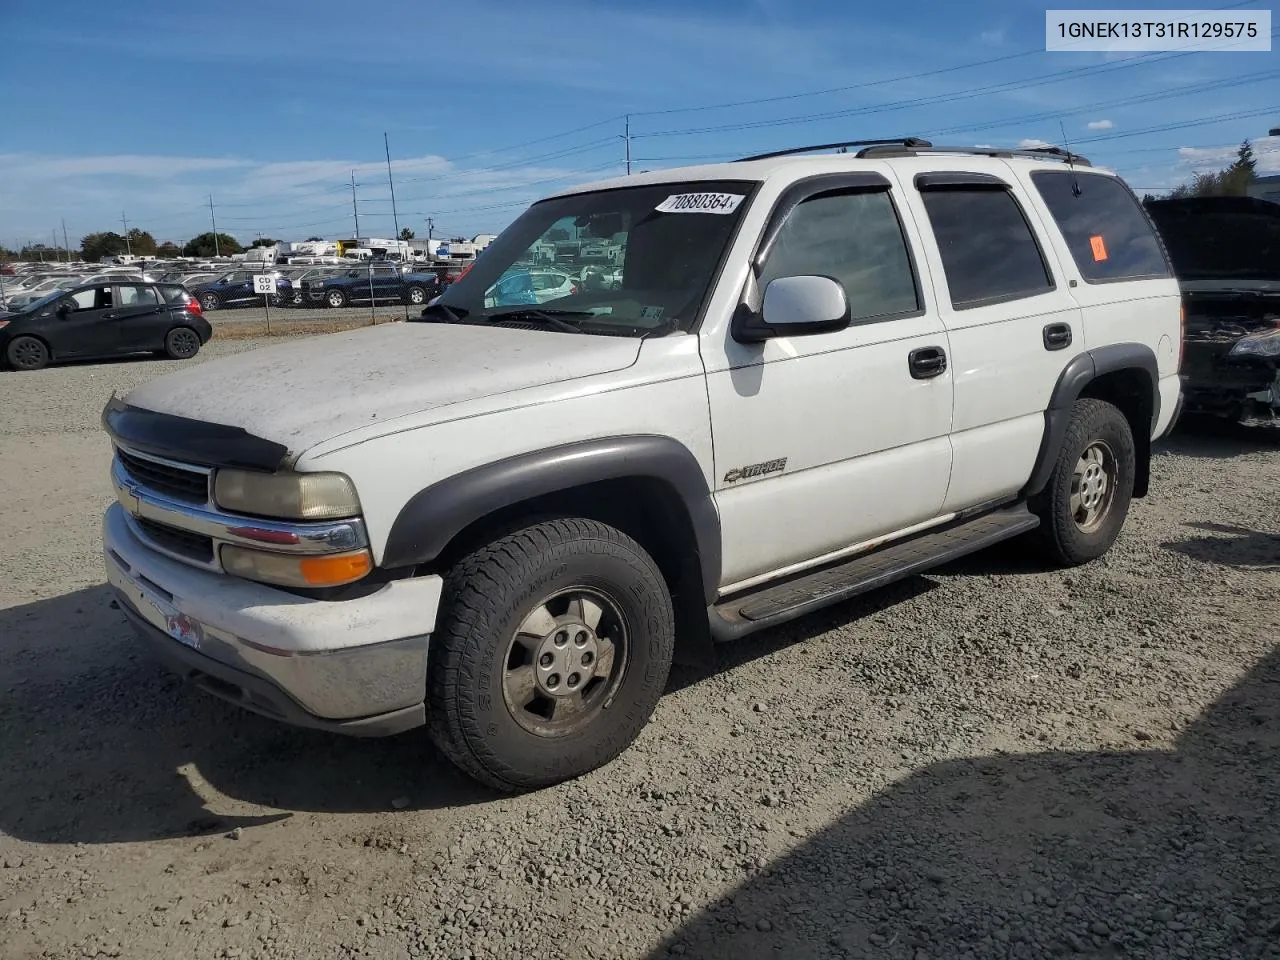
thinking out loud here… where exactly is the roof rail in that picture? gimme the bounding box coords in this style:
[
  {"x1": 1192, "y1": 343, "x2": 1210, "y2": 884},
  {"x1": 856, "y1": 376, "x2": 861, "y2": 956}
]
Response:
[
  {"x1": 737, "y1": 137, "x2": 933, "y2": 162},
  {"x1": 855, "y1": 143, "x2": 1091, "y2": 166}
]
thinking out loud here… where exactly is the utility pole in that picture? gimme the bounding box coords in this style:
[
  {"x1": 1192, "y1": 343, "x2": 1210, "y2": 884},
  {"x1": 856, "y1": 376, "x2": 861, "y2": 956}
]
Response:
[
  {"x1": 61, "y1": 219, "x2": 70, "y2": 262},
  {"x1": 208, "y1": 195, "x2": 220, "y2": 257},
  {"x1": 121, "y1": 212, "x2": 132, "y2": 256},
  {"x1": 52, "y1": 229, "x2": 59, "y2": 262},
  {"x1": 350, "y1": 170, "x2": 360, "y2": 240},
  {"x1": 426, "y1": 217, "x2": 434, "y2": 240},
  {"x1": 384, "y1": 133, "x2": 401, "y2": 241},
  {"x1": 625, "y1": 114, "x2": 632, "y2": 175}
]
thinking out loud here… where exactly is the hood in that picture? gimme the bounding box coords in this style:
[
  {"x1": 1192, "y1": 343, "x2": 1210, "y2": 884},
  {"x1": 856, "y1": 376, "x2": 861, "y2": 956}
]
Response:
[
  {"x1": 121, "y1": 321, "x2": 642, "y2": 456},
  {"x1": 1145, "y1": 196, "x2": 1280, "y2": 284}
]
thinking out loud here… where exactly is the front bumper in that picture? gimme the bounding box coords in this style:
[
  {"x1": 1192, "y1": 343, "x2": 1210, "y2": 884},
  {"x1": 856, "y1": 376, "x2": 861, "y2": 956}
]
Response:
[{"x1": 103, "y1": 502, "x2": 442, "y2": 736}]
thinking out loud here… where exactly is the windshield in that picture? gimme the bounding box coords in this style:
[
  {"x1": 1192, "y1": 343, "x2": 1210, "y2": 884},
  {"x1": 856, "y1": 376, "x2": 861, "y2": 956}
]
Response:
[{"x1": 429, "y1": 179, "x2": 755, "y2": 335}]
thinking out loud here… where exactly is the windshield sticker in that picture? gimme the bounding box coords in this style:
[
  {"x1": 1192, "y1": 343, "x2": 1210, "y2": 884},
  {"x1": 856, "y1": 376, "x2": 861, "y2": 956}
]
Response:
[
  {"x1": 587, "y1": 306, "x2": 614, "y2": 315},
  {"x1": 1090, "y1": 235, "x2": 1109, "y2": 262},
  {"x1": 640, "y1": 305, "x2": 665, "y2": 320},
  {"x1": 655, "y1": 193, "x2": 745, "y2": 215}
]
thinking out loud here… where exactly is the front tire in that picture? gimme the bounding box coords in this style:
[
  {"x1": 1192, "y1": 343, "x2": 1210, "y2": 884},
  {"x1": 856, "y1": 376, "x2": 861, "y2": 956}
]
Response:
[
  {"x1": 6, "y1": 335, "x2": 49, "y2": 371},
  {"x1": 199, "y1": 293, "x2": 220, "y2": 312},
  {"x1": 428, "y1": 518, "x2": 675, "y2": 792},
  {"x1": 326, "y1": 289, "x2": 348, "y2": 308},
  {"x1": 164, "y1": 326, "x2": 201, "y2": 360},
  {"x1": 1031, "y1": 398, "x2": 1135, "y2": 566}
]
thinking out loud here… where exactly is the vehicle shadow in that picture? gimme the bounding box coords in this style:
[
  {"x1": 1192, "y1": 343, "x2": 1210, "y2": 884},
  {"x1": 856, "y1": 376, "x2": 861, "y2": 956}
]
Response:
[
  {"x1": 1, "y1": 577, "x2": 939, "y2": 845},
  {"x1": 1162, "y1": 415, "x2": 1280, "y2": 459},
  {"x1": 0, "y1": 585, "x2": 491, "y2": 845},
  {"x1": 645, "y1": 646, "x2": 1280, "y2": 960},
  {"x1": 1163, "y1": 521, "x2": 1280, "y2": 569}
]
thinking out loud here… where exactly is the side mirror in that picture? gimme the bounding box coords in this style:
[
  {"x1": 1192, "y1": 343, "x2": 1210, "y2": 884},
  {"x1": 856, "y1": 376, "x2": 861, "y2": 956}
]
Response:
[
  {"x1": 733, "y1": 275, "x2": 850, "y2": 343},
  {"x1": 56, "y1": 301, "x2": 74, "y2": 318}
]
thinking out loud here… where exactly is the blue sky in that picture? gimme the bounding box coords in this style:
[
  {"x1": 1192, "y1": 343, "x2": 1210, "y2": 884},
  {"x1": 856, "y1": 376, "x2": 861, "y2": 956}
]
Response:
[{"x1": 0, "y1": 0, "x2": 1276, "y2": 249}]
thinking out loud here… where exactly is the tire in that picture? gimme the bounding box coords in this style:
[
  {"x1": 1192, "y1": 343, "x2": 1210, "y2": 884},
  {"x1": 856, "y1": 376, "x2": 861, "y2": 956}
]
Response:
[
  {"x1": 406, "y1": 285, "x2": 427, "y2": 305},
  {"x1": 1031, "y1": 398, "x2": 1136, "y2": 566},
  {"x1": 6, "y1": 335, "x2": 49, "y2": 371},
  {"x1": 199, "y1": 293, "x2": 220, "y2": 312},
  {"x1": 428, "y1": 517, "x2": 675, "y2": 792},
  {"x1": 164, "y1": 326, "x2": 201, "y2": 360},
  {"x1": 326, "y1": 289, "x2": 347, "y2": 308}
]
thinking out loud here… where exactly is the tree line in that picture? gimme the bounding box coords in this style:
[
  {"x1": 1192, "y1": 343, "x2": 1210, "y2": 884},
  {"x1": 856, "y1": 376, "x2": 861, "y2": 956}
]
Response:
[
  {"x1": 1161, "y1": 139, "x2": 1261, "y2": 200},
  {"x1": 0, "y1": 229, "x2": 249, "y2": 263}
]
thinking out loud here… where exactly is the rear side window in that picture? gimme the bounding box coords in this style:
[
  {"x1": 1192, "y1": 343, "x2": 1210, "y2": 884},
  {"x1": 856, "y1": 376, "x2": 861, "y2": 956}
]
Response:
[
  {"x1": 1032, "y1": 171, "x2": 1169, "y2": 282},
  {"x1": 918, "y1": 186, "x2": 1054, "y2": 309},
  {"x1": 758, "y1": 189, "x2": 920, "y2": 321},
  {"x1": 158, "y1": 285, "x2": 191, "y2": 305},
  {"x1": 117, "y1": 285, "x2": 159, "y2": 307}
]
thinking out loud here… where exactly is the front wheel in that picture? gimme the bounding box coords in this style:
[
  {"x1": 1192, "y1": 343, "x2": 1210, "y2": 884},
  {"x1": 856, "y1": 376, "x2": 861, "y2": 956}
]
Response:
[
  {"x1": 6, "y1": 335, "x2": 49, "y2": 371},
  {"x1": 1031, "y1": 398, "x2": 1135, "y2": 566},
  {"x1": 199, "y1": 293, "x2": 220, "y2": 312},
  {"x1": 428, "y1": 518, "x2": 675, "y2": 792},
  {"x1": 326, "y1": 289, "x2": 347, "y2": 308}
]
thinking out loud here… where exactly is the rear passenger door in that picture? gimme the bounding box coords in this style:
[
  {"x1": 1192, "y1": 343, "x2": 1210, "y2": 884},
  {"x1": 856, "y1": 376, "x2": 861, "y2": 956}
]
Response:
[
  {"x1": 113, "y1": 284, "x2": 167, "y2": 351},
  {"x1": 894, "y1": 164, "x2": 1084, "y2": 513}
]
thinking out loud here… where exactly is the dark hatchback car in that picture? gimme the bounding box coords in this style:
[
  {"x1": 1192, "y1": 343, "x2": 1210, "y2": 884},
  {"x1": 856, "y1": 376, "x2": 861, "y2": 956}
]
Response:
[{"x1": 0, "y1": 281, "x2": 212, "y2": 371}]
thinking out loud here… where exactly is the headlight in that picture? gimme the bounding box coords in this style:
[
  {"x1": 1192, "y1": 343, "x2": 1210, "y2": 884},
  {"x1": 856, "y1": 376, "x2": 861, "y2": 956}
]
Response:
[
  {"x1": 1227, "y1": 330, "x2": 1280, "y2": 358},
  {"x1": 213, "y1": 469, "x2": 361, "y2": 519},
  {"x1": 221, "y1": 545, "x2": 372, "y2": 587}
]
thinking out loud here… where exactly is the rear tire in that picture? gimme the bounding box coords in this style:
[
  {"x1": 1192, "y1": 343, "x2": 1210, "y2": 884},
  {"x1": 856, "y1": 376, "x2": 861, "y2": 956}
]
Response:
[
  {"x1": 406, "y1": 285, "x2": 427, "y2": 305},
  {"x1": 164, "y1": 326, "x2": 201, "y2": 360},
  {"x1": 6, "y1": 335, "x2": 49, "y2": 371},
  {"x1": 1031, "y1": 398, "x2": 1135, "y2": 566},
  {"x1": 428, "y1": 518, "x2": 675, "y2": 792}
]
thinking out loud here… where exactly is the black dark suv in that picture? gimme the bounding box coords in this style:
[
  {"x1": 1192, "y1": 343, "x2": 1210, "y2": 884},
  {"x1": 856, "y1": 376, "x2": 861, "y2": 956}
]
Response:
[{"x1": 0, "y1": 281, "x2": 212, "y2": 371}]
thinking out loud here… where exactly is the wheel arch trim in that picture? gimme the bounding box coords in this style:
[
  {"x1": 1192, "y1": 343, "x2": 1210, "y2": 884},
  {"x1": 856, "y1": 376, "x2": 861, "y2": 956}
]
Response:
[
  {"x1": 381, "y1": 435, "x2": 722, "y2": 602},
  {"x1": 1022, "y1": 343, "x2": 1159, "y2": 500}
]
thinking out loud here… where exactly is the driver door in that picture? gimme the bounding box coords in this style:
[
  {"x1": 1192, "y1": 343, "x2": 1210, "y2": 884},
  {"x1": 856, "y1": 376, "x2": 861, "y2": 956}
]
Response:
[{"x1": 46, "y1": 286, "x2": 117, "y2": 358}]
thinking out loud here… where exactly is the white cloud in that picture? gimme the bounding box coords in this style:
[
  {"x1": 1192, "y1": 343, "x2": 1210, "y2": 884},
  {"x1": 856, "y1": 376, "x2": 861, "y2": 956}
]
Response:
[
  {"x1": 1176, "y1": 136, "x2": 1280, "y2": 174},
  {"x1": 1086, "y1": 120, "x2": 1114, "y2": 131},
  {"x1": 979, "y1": 28, "x2": 1005, "y2": 45},
  {"x1": 1018, "y1": 138, "x2": 1054, "y2": 149}
]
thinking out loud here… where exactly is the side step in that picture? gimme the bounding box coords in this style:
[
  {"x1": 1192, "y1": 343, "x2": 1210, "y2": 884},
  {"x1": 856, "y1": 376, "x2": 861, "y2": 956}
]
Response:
[{"x1": 708, "y1": 504, "x2": 1040, "y2": 642}]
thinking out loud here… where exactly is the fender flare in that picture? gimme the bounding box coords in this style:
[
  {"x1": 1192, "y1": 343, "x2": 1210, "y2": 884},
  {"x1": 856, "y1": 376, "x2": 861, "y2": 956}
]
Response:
[
  {"x1": 381, "y1": 435, "x2": 722, "y2": 602},
  {"x1": 1021, "y1": 343, "x2": 1160, "y2": 499}
]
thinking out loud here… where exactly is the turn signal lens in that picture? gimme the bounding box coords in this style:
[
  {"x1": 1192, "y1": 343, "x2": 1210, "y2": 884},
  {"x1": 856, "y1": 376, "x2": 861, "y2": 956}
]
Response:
[{"x1": 221, "y1": 545, "x2": 372, "y2": 587}]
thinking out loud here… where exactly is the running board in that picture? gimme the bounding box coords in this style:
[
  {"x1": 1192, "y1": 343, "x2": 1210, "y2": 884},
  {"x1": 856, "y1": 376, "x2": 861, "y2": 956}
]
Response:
[{"x1": 708, "y1": 504, "x2": 1040, "y2": 642}]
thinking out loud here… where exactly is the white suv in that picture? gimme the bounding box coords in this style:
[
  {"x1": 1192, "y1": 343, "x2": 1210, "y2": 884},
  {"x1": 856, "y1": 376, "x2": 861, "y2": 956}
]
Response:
[{"x1": 101, "y1": 139, "x2": 1183, "y2": 791}]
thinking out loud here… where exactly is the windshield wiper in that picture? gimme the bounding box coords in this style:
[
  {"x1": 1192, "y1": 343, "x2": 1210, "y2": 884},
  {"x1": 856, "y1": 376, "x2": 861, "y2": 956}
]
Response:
[{"x1": 482, "y1": 308, "x2": 597, "y2": 333}]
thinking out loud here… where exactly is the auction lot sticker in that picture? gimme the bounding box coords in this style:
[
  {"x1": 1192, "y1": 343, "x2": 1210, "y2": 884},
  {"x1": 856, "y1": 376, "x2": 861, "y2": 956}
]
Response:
[{"x1": 656, "y1": 193, "x2": 745, "y2": 214}]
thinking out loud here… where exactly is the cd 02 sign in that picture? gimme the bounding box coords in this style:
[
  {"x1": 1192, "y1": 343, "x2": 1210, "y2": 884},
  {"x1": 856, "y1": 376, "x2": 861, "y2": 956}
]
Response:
[{"x1": 253, "y1": 275, "x2": 275, "y2": 295}]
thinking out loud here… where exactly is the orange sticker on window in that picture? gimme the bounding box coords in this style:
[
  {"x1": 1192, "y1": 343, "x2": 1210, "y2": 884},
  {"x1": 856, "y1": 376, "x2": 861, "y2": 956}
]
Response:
[{"x1": 1090, "y1": 235, "x2": 1108, "y2": 261}]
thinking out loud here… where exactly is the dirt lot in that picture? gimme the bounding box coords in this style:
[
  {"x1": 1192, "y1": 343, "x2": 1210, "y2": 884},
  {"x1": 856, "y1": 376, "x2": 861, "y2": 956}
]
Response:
[{"x1": 1, "y1": 338, "x2": 1277, "y2": 960}]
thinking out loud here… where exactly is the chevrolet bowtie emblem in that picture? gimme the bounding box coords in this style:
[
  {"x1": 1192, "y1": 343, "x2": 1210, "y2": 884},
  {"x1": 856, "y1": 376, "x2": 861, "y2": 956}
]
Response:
[{"x1": 118, "y1": 482, "x2": 142, "y2": 517}]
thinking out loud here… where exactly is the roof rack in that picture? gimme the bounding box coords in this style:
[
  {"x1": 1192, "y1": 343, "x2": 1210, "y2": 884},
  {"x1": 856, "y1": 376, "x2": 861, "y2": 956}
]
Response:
[
  {"x1": 737, "y1": 137, "x2": 933, "y2": 162},
  {"x1": 854, "y1": 143, "x2": 1091, "y2": 166}
]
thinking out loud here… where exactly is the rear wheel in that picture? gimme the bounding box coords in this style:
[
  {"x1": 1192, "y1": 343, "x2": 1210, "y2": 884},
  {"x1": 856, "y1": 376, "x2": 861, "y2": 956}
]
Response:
[
  {"x1": 326, "y1": 289, "x2": 348, "y2": 308},
  {"x1": 428, "y1": 518, "x2": 675, "y2": 791},
  {"x1": 1031, "y1": 398, "x2": 1135, "y2": 566},
  {"x1": 406, "y1": 285, "x2": 427, "y2": 305},
  {"x1": 6, "y1": 335, "x2": 49, "y2": 371},
  {"x1": 199, "y1": 293, "x2": 220, "y2": 312},
  {"x1": 164, "y1": 326, "x2": 201, "y2": 360}
]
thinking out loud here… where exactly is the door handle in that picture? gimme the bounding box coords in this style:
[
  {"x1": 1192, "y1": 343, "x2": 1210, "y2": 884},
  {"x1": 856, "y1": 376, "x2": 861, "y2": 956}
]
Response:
[
  {"x1": 1043, "y1": 322, "x2": 1073, "y2": 351},
  {"x1": 102, "y1": 313, "x2": 116, "y2": 320},
  {"x1": 908, "y1": 346, "x2": 948, "y2": 380}
]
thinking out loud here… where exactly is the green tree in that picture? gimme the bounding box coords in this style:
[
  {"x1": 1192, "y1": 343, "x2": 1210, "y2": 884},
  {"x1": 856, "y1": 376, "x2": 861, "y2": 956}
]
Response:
[
  {"x1": 127, "y1": 228, "x2": 158, "y2": 256},
  {"x1": 1220, "y1": 140, "x2": 1257, "y2": 196},
  {"x1": 399, "y1": 227, "x2": 415, "y2": 240},
  {"x1": 81, "y1": 231, "x2": 129, "y2": 262},
  {"x1": 184, "y1": 232, "x2": 242, "y2": 257},
  {"x1": 156, "y1": 241, "x2": 182, "y2": 258},
  {"x1": 250, "y1": 237, "x2": 278, "y2": 248}
]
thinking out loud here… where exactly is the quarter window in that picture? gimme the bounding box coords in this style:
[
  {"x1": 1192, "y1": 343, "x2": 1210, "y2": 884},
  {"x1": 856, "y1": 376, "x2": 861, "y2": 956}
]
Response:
[
  {"x1": 758, "y1": 189, "x2": 919, "y2": 321},
  {"x1": 1031, "y1": 171, "x2": 1170, "y2": 282},
  {"x1": 117, "y1": 285, "x2": 159, "y2": 307},
  {"x1": 919, "y1": 186, "x2": 1054, "y2": 308}
]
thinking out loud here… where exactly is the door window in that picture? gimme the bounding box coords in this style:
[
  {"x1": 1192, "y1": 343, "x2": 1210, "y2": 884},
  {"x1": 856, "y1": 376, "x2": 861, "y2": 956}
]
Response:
[
  {"x1": 757, "y1": 189, "x2": 920, "y2": 321},
  {"x1": 918, "y1": 186, "x2": 1054, "y2": 309},
  {"x1": 116, "y1": 285, "x2": 159, "y2": 307},
  {"x1": 70, "y1": 288, "x2": 100, "y2": 310}
]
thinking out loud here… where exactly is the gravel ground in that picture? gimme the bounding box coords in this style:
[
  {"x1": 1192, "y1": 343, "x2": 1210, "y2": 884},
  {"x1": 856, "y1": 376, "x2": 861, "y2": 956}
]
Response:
[
  {"x1": 0, "y1": 339, "x2": 1277, "y2": 960},
  {"x1": 209, "y1": 303, "x2": 416, "y2": 326}
]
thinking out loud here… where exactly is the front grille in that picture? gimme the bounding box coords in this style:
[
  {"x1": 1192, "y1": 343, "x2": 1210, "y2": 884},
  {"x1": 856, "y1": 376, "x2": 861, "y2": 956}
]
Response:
[
  {"x1": 135, "y1": 517, "x2": 215, "y2": 564},
  {"x1": 117, "y1": 449, "x2": 208, "y2": 504}
]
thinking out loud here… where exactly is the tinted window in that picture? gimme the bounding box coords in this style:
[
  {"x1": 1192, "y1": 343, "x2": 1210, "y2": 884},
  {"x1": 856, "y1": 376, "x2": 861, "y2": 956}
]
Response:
[
  {"x1": 1032, "y1": 171, "x2": 1169, "y2": 282},
  {"x1": 158, "y1": 285, "x2": 190, "y2": 304},
  {"x1": 919, "y1": 187, "x2": 1053, "y2": 308},
  {"x1": 117, "y1": 285, "x2": 159, "y2": 307},
  {"x1": 758, "y1": 189, "x2": 919, "y2": 321}
]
